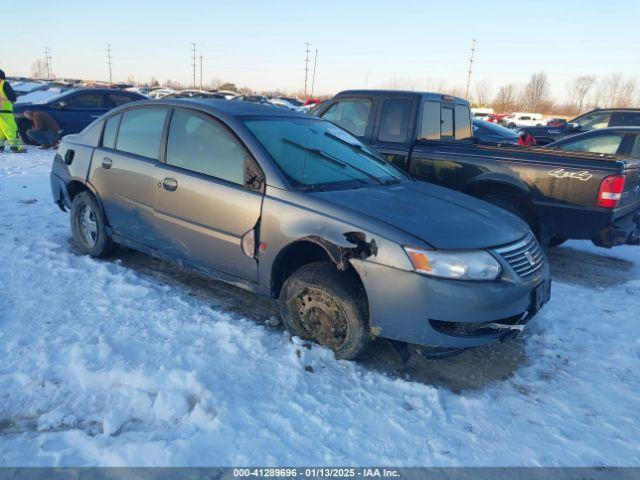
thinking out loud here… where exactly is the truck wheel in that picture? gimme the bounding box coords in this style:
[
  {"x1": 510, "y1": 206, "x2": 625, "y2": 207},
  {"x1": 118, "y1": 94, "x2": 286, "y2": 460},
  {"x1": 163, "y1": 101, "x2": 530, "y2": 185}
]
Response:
[
  {"x1": 546, "y1": 236, "x2": 567, "y2": 247},
  {"x1": 477, "y1": 193, "x2": 540, "y2": 239},
  {"x1": 70, "y1": 191, "x2": 118, "y2": 257},
  {"x1": 278, "y1": 262, "x2": 370, "y2": 360}
]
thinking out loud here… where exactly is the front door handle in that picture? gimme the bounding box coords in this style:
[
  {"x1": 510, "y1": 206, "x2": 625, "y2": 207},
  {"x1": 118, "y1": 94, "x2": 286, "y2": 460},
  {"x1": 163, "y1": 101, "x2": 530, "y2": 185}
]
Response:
[
  {"x1": 161, "y1": 177, "x2": 178, "y2": 192},
  {"x1": 101, "y1": 157, "x2": 112, "y2": 169}
]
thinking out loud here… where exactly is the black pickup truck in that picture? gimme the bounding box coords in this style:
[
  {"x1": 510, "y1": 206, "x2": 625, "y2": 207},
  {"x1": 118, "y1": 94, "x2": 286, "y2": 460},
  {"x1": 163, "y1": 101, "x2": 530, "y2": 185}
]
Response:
[{"x1": 313, "y1": 90, "x2": 640, "y2": 248}]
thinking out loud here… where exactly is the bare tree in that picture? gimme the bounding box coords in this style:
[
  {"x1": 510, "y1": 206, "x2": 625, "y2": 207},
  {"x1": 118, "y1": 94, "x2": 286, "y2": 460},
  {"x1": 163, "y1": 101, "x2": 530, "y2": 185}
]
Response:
[
  {"x1": 30, "y1": 60, "x2": 48, "y2": 79},
  {"x1": 493, "y1": 83, "x2": 518, "y2": 113},
  {"x1": 473, "y1": 79, "x2": 492, "y2": 107},
  {"x1": 521, "y1": 72, "x2": 550, "y2": 112},
  {"x1": 568, "y1": 75, "x2": 596, "y2": 114},
  {"x1": 596, "y1": 74, "x2": 638, "y2": 108}
]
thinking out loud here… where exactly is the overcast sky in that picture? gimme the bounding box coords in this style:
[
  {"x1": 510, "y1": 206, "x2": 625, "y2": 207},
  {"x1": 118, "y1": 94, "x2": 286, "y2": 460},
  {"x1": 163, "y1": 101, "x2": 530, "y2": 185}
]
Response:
[{"x1": 3, "y1": 0, "x2": 639, "y2": 98}]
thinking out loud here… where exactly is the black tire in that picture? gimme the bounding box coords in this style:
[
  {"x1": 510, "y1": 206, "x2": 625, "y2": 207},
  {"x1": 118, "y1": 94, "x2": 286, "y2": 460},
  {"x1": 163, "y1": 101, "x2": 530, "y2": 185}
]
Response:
[
  {"x1": 278, "y1": 262, "x2": 370, "y2": 360},
  {"x1": 546, "y1": 236, "x2": 567, "y2": 247},
  {"x1": 477, "y1": 193, "x2": 540, "y2": 239},
  {"x1": 70, "y1": 191, "x2": 118, "y2": 257}
]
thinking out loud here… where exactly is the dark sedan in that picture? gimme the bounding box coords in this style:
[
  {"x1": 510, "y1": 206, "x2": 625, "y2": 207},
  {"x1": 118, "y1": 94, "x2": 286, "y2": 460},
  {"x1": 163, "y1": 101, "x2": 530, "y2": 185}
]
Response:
[
  {"x1": 547, "y1": 126, "x2": 640, "y2": 156},
  {"x1": 13, "y1": 88, "x2": 145, "y2": 143},
  {"x1": 472, "y1": 119, "x2": 519, "y2": 146}
]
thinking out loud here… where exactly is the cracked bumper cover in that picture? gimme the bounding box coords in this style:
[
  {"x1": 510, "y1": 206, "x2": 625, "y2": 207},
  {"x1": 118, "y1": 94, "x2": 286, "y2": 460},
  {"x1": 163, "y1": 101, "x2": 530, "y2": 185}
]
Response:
[{"x1": 350, "y1": 257, "x2": 550, "y2": 349}]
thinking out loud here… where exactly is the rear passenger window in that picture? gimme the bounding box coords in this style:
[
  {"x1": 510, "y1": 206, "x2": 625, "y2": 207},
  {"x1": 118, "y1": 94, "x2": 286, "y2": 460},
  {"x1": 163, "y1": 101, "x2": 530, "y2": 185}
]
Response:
[
  {"x1": 166, "y1": 109, "x2": 247, "y2": 185},
  {"x1": 455, "y1": 104, "x2": 472, "y2": 140},
  {"x1": 116, "y1": 108, "x2": 168, "y2": 159},
  {"x1": 106, "y1": 94, "x2": 136, "y2": 108},
  {"x1": 441, "y1": 108, "x2": 454, "y2": 139},
  {"x1": 102, "y1": 114, "x2": 120, "y2": 149},
  {"x1": 321, "y1": 99, "x2": 371, "y2": 137},
  {"x1": 378, "y1": 99, "x2": 411, "y2": 143},
  {"x1": 419, "y1": 101, "x2": 441, "y2": 141}
]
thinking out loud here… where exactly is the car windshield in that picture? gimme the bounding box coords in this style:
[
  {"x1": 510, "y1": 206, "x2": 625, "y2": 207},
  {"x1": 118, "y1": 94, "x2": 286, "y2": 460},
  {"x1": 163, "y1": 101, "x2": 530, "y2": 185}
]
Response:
[{"x1": 244, "y1": 117, "x2": 409, "y2": 191}]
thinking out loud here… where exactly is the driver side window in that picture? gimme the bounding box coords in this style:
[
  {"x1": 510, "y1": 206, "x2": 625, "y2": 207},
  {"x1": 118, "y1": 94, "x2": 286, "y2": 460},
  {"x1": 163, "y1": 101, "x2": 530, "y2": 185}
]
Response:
[
  {"x1": 64, "y1": 93, "x2": 104, "y2": 109},
  {"x1": 576, "y1": 111, "x2": 612, "y2": 129},
  {"x1": 557, "y1": 133, "x2": 624, "y2": 154},
  {"x1": 321, "y1": 99, "x2": 371, "y2": 137}
]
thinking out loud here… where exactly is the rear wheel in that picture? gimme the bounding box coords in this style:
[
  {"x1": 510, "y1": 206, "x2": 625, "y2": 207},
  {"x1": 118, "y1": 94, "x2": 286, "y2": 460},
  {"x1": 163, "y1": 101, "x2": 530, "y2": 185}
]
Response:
[
  {"x1": 278, "y1": 262, "x2": 370, "y2": 360},
  {"x1": 70, "y1": 191, "x2": 118, "y2": 257}
]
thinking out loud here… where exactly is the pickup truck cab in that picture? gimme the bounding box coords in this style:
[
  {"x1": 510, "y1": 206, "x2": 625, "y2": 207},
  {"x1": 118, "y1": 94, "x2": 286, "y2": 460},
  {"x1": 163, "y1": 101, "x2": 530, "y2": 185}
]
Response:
[{"x1": 313, "y1": 90, "x2": 640, "y2": 248}]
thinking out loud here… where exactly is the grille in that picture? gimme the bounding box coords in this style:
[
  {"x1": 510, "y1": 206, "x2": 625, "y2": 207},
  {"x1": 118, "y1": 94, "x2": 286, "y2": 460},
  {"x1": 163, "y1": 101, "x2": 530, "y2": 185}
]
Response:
[{"x1": 494, "y1": 233, "x2": 545, "y2": 278}]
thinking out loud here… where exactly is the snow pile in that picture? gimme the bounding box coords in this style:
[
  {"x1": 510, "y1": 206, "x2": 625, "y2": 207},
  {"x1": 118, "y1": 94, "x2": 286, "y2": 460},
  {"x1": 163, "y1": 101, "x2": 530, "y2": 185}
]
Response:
[{"x1": 0, "y1": 149, "x2": 639, "y2": 466}]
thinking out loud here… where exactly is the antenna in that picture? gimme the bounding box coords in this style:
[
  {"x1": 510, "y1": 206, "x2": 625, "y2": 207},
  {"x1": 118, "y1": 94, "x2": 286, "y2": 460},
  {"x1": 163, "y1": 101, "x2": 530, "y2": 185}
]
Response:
[
  {"x1": 304, "y1": 42, "x2": 311, "y2": 97},
  {"x1": 106, "y1": 44, "x2": 113, "y2": 85},
  {"x1": 465, "y1": 39, "x2": 476, "y2": 99}
]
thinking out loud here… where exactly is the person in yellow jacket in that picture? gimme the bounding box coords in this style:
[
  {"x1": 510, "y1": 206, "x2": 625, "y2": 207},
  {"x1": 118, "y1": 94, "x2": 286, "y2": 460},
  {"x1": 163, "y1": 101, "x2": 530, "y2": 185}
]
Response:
[{"x1": 0, "y1": 69, "x2": 25, "y2": 153}]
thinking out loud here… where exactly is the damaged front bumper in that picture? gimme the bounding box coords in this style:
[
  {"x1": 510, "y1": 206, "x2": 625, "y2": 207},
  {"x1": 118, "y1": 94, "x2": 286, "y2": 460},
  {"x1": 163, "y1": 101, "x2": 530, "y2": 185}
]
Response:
[{"x1": 350, "y1": 255, "x2": 550, "y2": 350}]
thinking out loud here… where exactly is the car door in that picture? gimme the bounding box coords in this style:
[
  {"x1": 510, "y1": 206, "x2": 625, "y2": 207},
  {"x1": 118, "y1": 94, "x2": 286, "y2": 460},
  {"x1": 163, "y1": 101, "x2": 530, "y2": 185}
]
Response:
[
  {"x1": 50, "y1": 91, "x2": 108, "y2": 134},
  {"x1": 88, "y1": 107, "x2": 169, "y2": 246},
  {"x1": 153, "y1": 108, "x2": 264, "y2": 283}
]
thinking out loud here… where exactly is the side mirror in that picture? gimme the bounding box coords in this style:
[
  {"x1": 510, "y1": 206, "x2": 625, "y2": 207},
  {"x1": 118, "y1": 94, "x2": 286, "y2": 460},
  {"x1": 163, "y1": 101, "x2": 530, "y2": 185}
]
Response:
[{"x1": 566, "y1": 122, "x2": 579, "y2": 131}]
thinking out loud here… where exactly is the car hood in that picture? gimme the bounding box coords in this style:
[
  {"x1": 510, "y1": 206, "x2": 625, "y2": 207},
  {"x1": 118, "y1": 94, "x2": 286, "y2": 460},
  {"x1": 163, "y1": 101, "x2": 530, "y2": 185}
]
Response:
[{"x1": 311, "y1": 181, "x2": 529, "y2": 250}]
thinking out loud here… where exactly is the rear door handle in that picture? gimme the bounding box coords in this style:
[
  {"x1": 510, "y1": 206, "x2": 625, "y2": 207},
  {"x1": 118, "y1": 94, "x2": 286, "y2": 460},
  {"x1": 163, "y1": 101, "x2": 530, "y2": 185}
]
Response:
[
  {"x1": 161, "y1": 177, "x2": 178, "y2": 192},
  {"x1": 101, "y1": 157, "x2": 112, "y2": 169}
]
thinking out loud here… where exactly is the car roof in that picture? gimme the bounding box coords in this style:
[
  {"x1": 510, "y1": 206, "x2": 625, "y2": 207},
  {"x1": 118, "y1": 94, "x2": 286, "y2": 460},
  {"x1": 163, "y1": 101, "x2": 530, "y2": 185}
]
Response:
[
  {"x1": 145, "y1": 98, "x2": 310, "y2": 118},
  {"x1": 335, "y1": 89, "x2": 469, "y2": 105}
]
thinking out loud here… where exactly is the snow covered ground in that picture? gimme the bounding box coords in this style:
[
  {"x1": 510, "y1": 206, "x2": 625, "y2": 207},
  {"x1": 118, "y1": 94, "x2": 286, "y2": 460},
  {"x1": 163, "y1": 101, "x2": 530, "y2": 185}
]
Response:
[{"x1": 0, "y1": 149, "x2": 639, "y2": 467}]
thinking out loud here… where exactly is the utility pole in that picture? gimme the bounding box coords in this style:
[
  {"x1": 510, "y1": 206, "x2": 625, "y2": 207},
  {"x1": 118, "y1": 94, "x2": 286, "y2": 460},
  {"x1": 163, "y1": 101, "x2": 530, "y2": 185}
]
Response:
[
  {"x1": 464, "y1": 38, "x2": 476, "y2": 100},
  {"x1": 199, "y1": 55, "x2": 203, "y2": 90},
  {"x1": 310, "y1": 49, "x2": 318, "y2": 99},
  {"x1": 106, "y1": 44, "x2": 113, "y2": 85},
  {"x1": 191, "y1": 43, "x2": 197, "y2": 88},
  {"x1": 303, "y1": 42, "x2": 311, "y2": 97},
  {"x1": 43, "y1": 47, "x2": 52, "y2": 79}
]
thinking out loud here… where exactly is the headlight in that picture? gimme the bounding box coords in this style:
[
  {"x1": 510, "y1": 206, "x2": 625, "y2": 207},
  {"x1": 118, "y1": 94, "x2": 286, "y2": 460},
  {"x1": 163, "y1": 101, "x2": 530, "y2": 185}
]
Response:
[{"x1": 403, "y1": 247, "x2": 501, "y2": 281}]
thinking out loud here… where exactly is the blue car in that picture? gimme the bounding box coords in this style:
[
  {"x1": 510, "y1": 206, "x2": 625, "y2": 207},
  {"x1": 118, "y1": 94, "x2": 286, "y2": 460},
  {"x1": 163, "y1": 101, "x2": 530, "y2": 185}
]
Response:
[{"x1": 13, "y1": 88, "x2": 145, "y2": 143}]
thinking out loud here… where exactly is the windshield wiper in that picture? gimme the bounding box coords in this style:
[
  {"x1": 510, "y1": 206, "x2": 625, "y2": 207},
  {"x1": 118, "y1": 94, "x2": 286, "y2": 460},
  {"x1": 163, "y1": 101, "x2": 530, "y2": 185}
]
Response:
[
  {"x1": 323, "y1": 131, "x2": 405, "y2": 181},
  {"x1": 282, "y1": 138, "x2": 385, "y2": 186}
]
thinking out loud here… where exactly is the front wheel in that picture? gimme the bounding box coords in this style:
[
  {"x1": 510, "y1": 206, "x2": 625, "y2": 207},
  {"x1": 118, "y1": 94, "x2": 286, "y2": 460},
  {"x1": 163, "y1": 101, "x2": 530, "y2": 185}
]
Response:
[
  {"x1": 70, "y1": 191, "x2": 118, "y2": 257},
  {"x1": 278, "y1": 262, "x2": 370, "y2": 360}
]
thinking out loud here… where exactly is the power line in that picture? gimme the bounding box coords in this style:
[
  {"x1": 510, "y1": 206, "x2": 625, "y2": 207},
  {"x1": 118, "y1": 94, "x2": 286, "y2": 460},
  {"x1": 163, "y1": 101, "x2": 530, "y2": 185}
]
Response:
[
  {"x1": 304, "y1": 42, "x2": 311, "y2": 97},
  {"x1": 106, "y1": 44, "x2": 113, "y2": 84},
  {"x1": 191, "y1": 43, "x2": 197, "y2": 88},
  {"x1": 465, "y1": 38, "x2": 476, "y2": 100}
]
